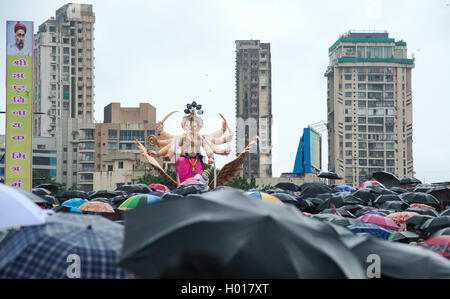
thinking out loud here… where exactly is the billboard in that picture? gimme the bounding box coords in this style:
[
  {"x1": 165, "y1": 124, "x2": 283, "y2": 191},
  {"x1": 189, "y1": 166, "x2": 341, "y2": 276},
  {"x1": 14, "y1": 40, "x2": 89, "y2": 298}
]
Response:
[
  {"x1": 293, "y1": 127, "x2": 322, "y2": 174},
  {"x1": 5, "y1": 21, "x2": 33, "y2": 191}
]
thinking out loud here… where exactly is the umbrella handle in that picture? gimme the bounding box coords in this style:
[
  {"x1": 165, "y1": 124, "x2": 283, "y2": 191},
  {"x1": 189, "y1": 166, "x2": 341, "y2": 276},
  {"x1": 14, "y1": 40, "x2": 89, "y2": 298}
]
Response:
[{"x1": 331, "y1": 203, "x2": 341, "y2": 217}]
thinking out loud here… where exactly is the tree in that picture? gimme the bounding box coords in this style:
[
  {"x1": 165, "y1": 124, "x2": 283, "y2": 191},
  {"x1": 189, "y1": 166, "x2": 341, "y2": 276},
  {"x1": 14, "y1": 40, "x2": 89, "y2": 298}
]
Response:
[
  {"x1": 225, "y1": 175, "x2": 257, "y2": 191},
  {"x1": 137, "y1": 169, "x2": 177, "y2": 187},
  {"x1": 32, "y1": 170, "x2": 66, "y2": 192}
]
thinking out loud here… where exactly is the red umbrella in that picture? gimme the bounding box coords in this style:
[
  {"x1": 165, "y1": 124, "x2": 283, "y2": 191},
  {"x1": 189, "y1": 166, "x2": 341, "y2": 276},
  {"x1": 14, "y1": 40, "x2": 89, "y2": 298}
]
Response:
[
  {"x1": 358, "y1": 180, "x2": 385, "y2": 189},
  {"x1": 358, "y1": 213, "x2": 399, "y2": 231},
  {"x1": 419, "y1": 235, "x2": 450, "y2": 258},
  {"x1": 410, "y1": 203, "x2": 436, "y2": 210},
  {"x1": 149, "y1": 184, "x2": 171, "y2": 192}
]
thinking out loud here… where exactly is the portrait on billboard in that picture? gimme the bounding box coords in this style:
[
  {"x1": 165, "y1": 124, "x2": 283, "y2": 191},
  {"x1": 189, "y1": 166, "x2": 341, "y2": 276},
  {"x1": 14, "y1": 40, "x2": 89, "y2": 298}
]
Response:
[{"x1": 7, "y1": 21, "x2": 33, "y2": 56}]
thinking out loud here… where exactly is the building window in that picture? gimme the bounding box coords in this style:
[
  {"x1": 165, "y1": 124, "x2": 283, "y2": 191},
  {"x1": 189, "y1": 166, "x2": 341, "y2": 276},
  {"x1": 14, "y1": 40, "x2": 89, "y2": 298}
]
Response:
[
  {"x1": 118, "y1": 161, "x2": 124, "y2": 169},
  {"x1": 108, "y1": 142, "x2": 117, "y2": 151},
  {"x1": 108, "y1": 165, "x2": 113, "y2": 171}
]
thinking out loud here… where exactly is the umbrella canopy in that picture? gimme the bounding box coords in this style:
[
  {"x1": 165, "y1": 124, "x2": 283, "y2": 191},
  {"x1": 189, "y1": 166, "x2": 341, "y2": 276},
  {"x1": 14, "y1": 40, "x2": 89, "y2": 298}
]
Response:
[
  {"x1": 0, "y1": 213, "x2": 133, "y2": 278},
  {"x1": 413, "y1": 184, "x2": 438, "y2": 193},
  {"x1": 386, "y1": 212, "x2": 420, "y2": 225},
  {"x1": 334, "y1": 226, "x2": 450, "y2": 278},
  {"x1": 78, "y1": 201, "x2": 115, "y2": 213},
  {"x1": 274, "y1": 182, "x2": 300, "y2": 192},
  {"x1": 352, "y1": 189, "x2": 378, "y2": 204},
  {"x1": 0, "y1": 184, "x2": 51, "y2": 230},
  {"x1": 88, "y1": 190, "x2": 126, "y2": 200},
  {"x1": 373, "y1": 194, "x2": 403, "y2": 205},
  {"x1": 390, "y1": 187, "x2": 409, "y2": 194},
  {"x1": 360, "y1": 210, "x2": 388, "y2": 217},
  {"x1": 298, "y1": 183, "x2": 333, "y2": 199},
  {"x1": 317, "y1": 171, "x2": 342, "y2": 180},
  {"x1": 440, "y1": 209, "x2": 450, "y2": 216},
  {"x1": 149, "y1": 184, "x2": 171, "y2": 192},
  {"x1": 119, "y1": 189, "x2": 367, "y2": 279},
  {"x1": 40, "y1": 195, "x2": 59, "y2": 206},
  {"x1": 347, "y1": 223, "x2": 394, "y2": 240},
  {"x1": 61, "y1": 198, "x2": 88, "y2": 214},
  {"x1": 312, "y1": 214, "x2": 362, "y2": 227},
  {"x1": 419, "y1": 236, "x2": 450, "y2": 258},
  {"x1": 245, "y1": 191, "x2": 283, "y2": 205},
  {"x1": 316, "y1": 194, "x2": 364, "y2": 211},
  {"x1": 406, "y1": 215, "x2": 435, "y2": 227},
  {"x1": 371, "y1": 171, "x2": 400, "y2": 187},
  {"x1": 115, "y1": 184, "x2": 152, "y2": 194},
  {"x1": 388, "y1": 231, "x2": 421, "y2": 243},
  {"x1": 56, "y1": 190, "x2": 88, "y2": 202},
  {"x1": 427, "y1": 187, "x2": 450, "y2": 207},
  {"x1": 32, "y1": 188, "x2": 52, "y2": 197},
  {"x1": 410, "y1": 203, "x2": 436, "y2": 210},
  {"x1": 334, "y1": 185, "x2": 356, "y2": 192},
  {"x1": 399, "y1": 177, "x2": 422, "y2": 185},
  {"x1": 320, "y1": 208, "x2": 356, "y2": 218},
  {"x1": 405, "y1": 207, "x2": 439, "y2": 217},
  {"x1": 35, "y1": 183, "x2": 59, "y2": 195},
  {"x1": 340, "y1": 204, "x2": 366, "y2": 214},
  {"x1": 402, "y1": 192, "x2": 440, "y2": 207},
  {"x1": 358, "y1": 180, "x2": 385, "y2": 189},
  {"x1": 430, "y1": 227, "x2": 450, "y2": 238},
  {"x1": 358, "y1": 213, "x2": 399, "y2": 231},
  {"x1": 118, "y1": 194, "x2": 163, "y2": 210},
  {"x1": 379, "y1": 201, "x2": 410, "y2": 211},
  {"x1": 420, "y1": 216, "x2": 450, "y2": 233}
]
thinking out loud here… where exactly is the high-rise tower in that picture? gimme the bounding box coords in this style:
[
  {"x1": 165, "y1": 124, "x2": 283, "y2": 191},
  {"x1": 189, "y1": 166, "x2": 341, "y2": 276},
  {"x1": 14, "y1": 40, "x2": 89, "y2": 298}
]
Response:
[
  {"x1": 235, "y1": 40, "x2": 272, "y2": 179},
  {"x1": 325, "y1": 31, "x2": 415, "y2": 186}
]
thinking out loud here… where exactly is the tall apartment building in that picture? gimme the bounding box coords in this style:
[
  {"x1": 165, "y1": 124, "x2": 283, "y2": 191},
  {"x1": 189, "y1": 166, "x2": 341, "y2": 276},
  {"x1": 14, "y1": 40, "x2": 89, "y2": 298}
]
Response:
[
  {"x1": 33, "y1": 3, "x2": 95, "y2": 137},
  {"x1": 325, "y1": 31, "x2": 415, "y2": 186},
  {"x1": 235, "y1": 40, "x2": 272, "y2": 179}
]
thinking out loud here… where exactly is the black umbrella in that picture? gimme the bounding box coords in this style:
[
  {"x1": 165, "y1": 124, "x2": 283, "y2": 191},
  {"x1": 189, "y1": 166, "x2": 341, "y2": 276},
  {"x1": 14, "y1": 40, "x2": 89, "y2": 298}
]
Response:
[
  {"x1": 440, "y1": 209, "x2": 450, "y2": 216},
  {"x1": 115, "y1": 184, "x2": 152, "y2": 194},
  {"x1": 299, "y1": 183, "x2": 333, "y2": 198},
  {"x1": 109, "y1": 194, "x2": 129, "y2": 209},
  {"x1": 427, "y1": 187, "x2": 450, "y2": 207},
  {"x1": 329, "y1": 224, "x2": 450, "y2": 278},
  {"x1": 170, "y1": 184, "x2": 205, "y2": 196},
  {"x1": 35, "y1": 183, "x2": 59, "y2": 195},
  {"x1": 352, "y1": 189, "x2": 378, "y2": 204},
  {"x1": 420, "y1": 216, "x2": 450, "y2": 233},
  {"x1": 402, "y1": 192, "x2": 440, "y2": 207},
  {"x1": 32, "y1": 188, "x2": 52, "y2": 197},
  {"x1": 89, "y1": 190, "x2": 126, "y2": 200},
  {"x1": 366, "y1": 185, "x2": 397, "y2": 195},
  {"x1": 430, "y1": 227, "x2": 450, "y2": 238},
  {"x1": 40, "y1": 194, "x2": 60, "y2": 206},
  {"x1": 405, "y1": 207, "x2": 439, "y2": 217},
  {"x1": 274, "y1": 182, "x2": 300, "y2": 192},
  {"x1": 373, "y1": 194, "x2": 403, "y2": 206},
  {"x1": 406, "y1": 215, "x2": 435, "y2": 227},
  {"x1": 380, "y1": 201, "x2": 410, "y2": 211},
  {"x1": 372, "y1": 171, "x2": 400, "y2": 187},
  {"x1": 317, "y1": 171, "x2": 343, "y2": 180},
  {"x1": 320, "y1": 208, "x2": 356, "y2": 218},
  {"x1": 354, "y1": 207, "x2": 376, "y2": 218},
  {"x1": 316, "y1": 194, "x2": 364, "y2": 211},
  {"x1": 340, "y1": 204, "x2": 366, "y2": 214},
  {"x1": 399, "y1": 177, "x2": 422, "y2": 185},
  {"x1": 118, "y1": 189, "x2": 366, "y2": 279},
  {"x1": 389, "y1": 187, "x2": 409, "y2": 194},
  {"x1": 56, "y1": 190, "x2": 88, "y2": 202},
  {"x1": 312, "y1": 214, "x2": 362, "y2": 227},
  {"x1": 389, "y1": 231, "x2": 420, "y2": 243},
  {"x1": 412, "y1": 184, "x2": 438, "y2": 193},
  {"x1": 90, "y1": 197, "x2": 111, "y2": 203}
]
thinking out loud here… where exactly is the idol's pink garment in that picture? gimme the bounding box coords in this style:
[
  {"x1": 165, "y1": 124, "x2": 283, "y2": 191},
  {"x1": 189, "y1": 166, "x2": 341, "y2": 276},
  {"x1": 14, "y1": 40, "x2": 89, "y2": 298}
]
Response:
[{"x1": 176, "y1": 156, "x2": 203, "y2": 184}]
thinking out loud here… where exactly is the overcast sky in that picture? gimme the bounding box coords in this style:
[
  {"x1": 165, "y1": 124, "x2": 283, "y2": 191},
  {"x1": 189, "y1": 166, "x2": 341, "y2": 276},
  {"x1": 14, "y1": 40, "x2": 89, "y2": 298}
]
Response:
[{"x1": 1, "y1": 0, "x2": 449, "y2": 183}]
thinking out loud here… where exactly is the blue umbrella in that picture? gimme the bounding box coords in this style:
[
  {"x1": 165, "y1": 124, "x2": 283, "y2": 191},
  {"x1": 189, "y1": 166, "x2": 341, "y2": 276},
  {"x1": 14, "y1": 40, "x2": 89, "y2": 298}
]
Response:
[
  {"x1": 334, "y1": 185, "x2": 356, "y2": 193},
  {"x1": 347, "y1": 223, "x2": 394, "y2": 240},
  {"x1": 0, "y1": 213, "x2": 134, "y2": 278},
  {"x1": 61, "y1": 198, "x2": 88, "y2": 214}
]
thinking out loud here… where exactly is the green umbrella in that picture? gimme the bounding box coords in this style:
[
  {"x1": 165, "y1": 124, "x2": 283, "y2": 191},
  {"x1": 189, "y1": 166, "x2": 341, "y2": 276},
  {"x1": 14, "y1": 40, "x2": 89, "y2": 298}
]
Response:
[{"x1": 119, "y1": 194, "x2": 162, "y2": 210}]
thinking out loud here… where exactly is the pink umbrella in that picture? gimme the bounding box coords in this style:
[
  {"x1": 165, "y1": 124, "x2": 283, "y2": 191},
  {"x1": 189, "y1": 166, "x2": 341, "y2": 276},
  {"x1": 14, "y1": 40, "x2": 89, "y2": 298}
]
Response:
[
  {"x1": 358, "y1": 180, "x2": 385, "y2": 189},
  {"x1": 358, "y1": 213, "x2": 399, "y2": 231},
  {"x1": 410, "y1": 203, "x2": 436, "y2": 210}
]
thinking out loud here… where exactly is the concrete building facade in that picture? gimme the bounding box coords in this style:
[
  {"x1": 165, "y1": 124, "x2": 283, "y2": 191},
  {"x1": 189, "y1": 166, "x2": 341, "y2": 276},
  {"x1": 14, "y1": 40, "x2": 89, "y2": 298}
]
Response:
[
  {"x1": 33, "y1": 3, "x2": 95, "y2": 137},
  {"x1": 325, "y1": 31, "x2": 415, "y2": 186},
  {"x1": 235, "y1": 40, "x2": 273, "y2": 179}
]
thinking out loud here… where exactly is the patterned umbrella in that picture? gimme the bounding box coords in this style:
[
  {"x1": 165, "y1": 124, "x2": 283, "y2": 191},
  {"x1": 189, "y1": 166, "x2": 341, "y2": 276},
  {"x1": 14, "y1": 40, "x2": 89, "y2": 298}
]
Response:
[
  {"x1": 387, "y1": 212, "x2": 420, "y2": 225},
  {"x1": 358, "y1": 180, "x2": 385, "y2": 189},
  {"x1": 347, "y1": 223, "x2": 394, "y2": 240},
  {"x1": 334, "y1": 185, "x2": 356, "y2": 192},
  {"x1": 358, "y1": 213, "x2": 399, "y2": 231},
  {"x1": 410, "y1": 203, "x2": 436, "y2": 210},
  {"x1": 419, "y1": 235, "x2": 450, "y2": 258},
  {"x1": 149, "y1": 184, "x2": 171, "y2": 192},
  {"x1": 245, "y1": 191, "x2": 283, "y2": 205},
  {"x1": 118, "y1": 194, "x2": 163, "y2": 210},
  {"x1": 0, "y1": 213, "x2": 134, "y2": 278},
  {"x1": 78, "y1": 201, "x2": 115, "y2": 213}
]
